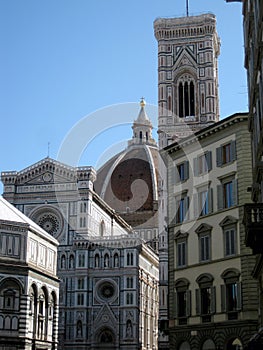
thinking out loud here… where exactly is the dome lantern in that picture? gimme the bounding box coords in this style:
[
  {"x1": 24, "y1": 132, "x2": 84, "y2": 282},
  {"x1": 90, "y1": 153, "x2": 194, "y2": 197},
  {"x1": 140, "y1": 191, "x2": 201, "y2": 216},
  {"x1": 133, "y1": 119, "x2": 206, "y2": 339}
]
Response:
[{"x1": 131, "y1": 99, "x2": 156, "y2": 146}]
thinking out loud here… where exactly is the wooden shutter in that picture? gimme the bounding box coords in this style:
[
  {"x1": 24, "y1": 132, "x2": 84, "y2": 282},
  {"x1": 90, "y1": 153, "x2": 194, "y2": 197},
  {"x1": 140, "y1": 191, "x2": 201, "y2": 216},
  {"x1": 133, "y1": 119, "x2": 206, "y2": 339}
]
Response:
[
  {"x1": 236, "y1": 282, "x2": 242, "y2": 311},
  {"x1": 184, "y1": 161, "x2": 189, "y2": 180},
  {"x1": 206, "y1": 151, "x2": 212, "y2": 171},
  {"x1": 195, "y1": 289, "x2": 201, "y2": 315},
  {"x1": 221, "y1": 284, "x2": 226, "y2": 312},
  {"x1": 217, "y1": 184, "x2": 224, "y2": 210},
  {"x1": 186, "y1": 290, "x2": 191, "y2": 317},
  {"x1": 216, "y1": 146, "x2": 222, "y2": 167},
  {"x1": 193, "y1": 193, "x2": 199, "y2": 218},
  {"x1": 184, "y1": 196, "x2": 189, "y2": 221},
  {"x1": 230, "y1": 140, "x2": 237, "y2": 161},
  {"x1": 208, "y1": 188, "x2": 213, "y2": 214},
  {"x1": 210, "y1": 286, "x2": 216, "y2": 314},
  {"x1": 232, "y1": 179, "x2": 238, "y2": 206}
]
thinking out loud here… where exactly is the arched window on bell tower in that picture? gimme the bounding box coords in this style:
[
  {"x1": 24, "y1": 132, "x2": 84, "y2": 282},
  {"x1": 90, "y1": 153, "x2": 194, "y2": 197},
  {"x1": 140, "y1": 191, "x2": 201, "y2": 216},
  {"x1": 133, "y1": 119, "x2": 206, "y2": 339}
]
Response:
[{"x1": 178, "y1": 77, "x2": 195, "y2": 118}]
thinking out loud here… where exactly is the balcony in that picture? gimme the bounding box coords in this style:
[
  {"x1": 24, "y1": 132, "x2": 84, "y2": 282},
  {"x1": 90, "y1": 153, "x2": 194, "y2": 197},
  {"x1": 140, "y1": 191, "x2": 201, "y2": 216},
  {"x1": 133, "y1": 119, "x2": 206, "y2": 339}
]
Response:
[{"x1": 243, "y1": 204, "x2": 263, "y2": 254}]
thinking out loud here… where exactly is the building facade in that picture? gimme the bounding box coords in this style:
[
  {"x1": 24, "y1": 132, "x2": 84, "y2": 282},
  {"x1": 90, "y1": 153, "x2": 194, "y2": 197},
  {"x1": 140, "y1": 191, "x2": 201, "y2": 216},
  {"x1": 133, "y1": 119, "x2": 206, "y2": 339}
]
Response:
[
  {"x1": 94, "y1": 99, "x2": 166, "y2": 348},
  {"x1": 154, "y1": 14, "x2": 221, "y2": 348},
  {"x1": 229, "y1": 0, "x2": 263, "y2": 347},
  {"x1": 58, "y1": 235, "x2": 158, "y2": 350},
  {"x1": 0, "y1": 196, "x2": 59, "y2": 350},
  {"x1": 162, "y1": 113, "x2": 258, "y2": 349},
  {"x1": 1, "y1": 158, "x2": 159, "y2": 349}
]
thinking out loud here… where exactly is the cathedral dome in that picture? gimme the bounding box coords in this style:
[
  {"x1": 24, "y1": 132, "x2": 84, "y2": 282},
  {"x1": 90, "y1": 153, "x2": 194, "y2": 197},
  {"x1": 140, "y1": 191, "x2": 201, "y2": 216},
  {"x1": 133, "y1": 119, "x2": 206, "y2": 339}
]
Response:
[{"x1": 94, "y1": 100, "x2": 159, "y2": 229}]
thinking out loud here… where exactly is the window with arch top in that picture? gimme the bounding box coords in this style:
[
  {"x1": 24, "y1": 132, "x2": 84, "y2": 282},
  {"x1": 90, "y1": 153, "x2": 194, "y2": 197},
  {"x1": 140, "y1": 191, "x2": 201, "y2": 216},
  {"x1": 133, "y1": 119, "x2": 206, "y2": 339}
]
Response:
[
  {"x1": 126, "y1": 251, "x2": 134, "y2": 266},
  {"x1": 178, "y1": 76, "x2": 195, "y2": 118},
  {"x1": 174, "y1": 278, "x2": 191, "y2": 325},
  {"x1": 221, "y1": 268, "x2": 241, "y2": 319}
]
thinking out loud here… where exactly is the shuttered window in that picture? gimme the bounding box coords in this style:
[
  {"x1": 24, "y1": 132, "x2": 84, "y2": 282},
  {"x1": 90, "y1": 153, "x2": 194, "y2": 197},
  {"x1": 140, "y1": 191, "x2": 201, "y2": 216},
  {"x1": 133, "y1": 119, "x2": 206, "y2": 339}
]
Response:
[
  {"x1": 177, "y1": 241, "x2": 187, "y2": 267},
  {"x1": 196, "y1": 286, "x2": 216, "y2": 316},
  {"x1": 200, "y1": 235, "x2": 210, "y2": 261},
  {"x1": 224, "y1": 228, "x2": 236, "y2": 256},
  {"x1": 217, "y1": 179, "x2": 238, "y2": 210},
  {"x1": 175, "y1": 290, "x2": 191, "y2": 318},
  {"x1": 176, "y1": 196, "x2": 189, "y2": 223},
  {"x1": 216, "y1": 140, "x2": 236, "y2": 167},
  {"x1": 194, "y1": 188, "x2": 213, "y2": 217},
  {"x1": 221, "y1": 282, "x2": 242, "y2": 313},
  {"x1": 176, "y1": 161, "x2": 189, "y2": 182},
  {"x1": 193, "y1": 151, "x2": 212, "y2": 176}
]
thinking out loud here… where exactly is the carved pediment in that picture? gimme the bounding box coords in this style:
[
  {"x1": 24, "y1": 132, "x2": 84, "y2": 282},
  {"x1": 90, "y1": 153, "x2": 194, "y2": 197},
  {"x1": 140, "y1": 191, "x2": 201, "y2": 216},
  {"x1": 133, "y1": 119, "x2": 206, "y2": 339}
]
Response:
[
  {"x1": 174, "y1": 230, "x2": 188, "y2": 240},
  {"x1": 219, "y1": 215, "x2": 238, "y2": 227},
  {"x1": 195, "y1": 223, "x2": 212, "y2": 235}
]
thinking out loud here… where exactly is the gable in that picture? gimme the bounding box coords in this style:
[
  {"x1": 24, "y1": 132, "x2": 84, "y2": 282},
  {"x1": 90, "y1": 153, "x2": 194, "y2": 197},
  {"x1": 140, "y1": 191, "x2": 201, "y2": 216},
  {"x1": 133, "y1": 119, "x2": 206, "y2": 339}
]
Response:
[
  {"x1": 195, "y1": 223, "x2": 212, "y2": 234},
  {"x1": 15, "y1": 158, "x2": 77, "y2": 185},
  {"x1": 93, "y1": 303, "x2": 118, "y2": 332},
  {"x1": 219, "y1": 215, "x2": 238, "y2": 227},
  {"x1": 174, "y1": 46, "x2": 197, "y2": 68}
]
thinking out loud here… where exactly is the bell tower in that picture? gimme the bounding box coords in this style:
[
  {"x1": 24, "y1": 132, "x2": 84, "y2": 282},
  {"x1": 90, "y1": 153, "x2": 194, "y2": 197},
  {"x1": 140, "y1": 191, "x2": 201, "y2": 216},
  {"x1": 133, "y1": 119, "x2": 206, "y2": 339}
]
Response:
[{"x1": 154, "y1": 13, "x2": 220, "y2": 148}]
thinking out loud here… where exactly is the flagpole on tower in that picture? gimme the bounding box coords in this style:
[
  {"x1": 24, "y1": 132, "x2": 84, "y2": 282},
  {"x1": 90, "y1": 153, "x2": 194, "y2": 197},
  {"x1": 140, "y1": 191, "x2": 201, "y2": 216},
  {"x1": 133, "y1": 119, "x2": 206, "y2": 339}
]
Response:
[{"x1": 186, "y1": 0, "x2": 189, "y2": 16}]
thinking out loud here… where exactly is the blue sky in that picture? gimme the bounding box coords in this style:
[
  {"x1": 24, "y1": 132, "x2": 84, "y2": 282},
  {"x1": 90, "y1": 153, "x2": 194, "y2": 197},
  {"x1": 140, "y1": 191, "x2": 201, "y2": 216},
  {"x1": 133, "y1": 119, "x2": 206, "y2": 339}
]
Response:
[{"x1": 0, "y1": 0, "x2": 245, "y2": 192}]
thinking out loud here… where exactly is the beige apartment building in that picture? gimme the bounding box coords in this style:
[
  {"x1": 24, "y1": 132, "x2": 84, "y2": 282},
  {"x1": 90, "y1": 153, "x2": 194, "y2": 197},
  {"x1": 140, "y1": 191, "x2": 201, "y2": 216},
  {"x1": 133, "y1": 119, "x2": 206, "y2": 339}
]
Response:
[
  {"x1": 226, "y1": 0, "x2": 263, "y2": 347},
  {"x1": 162, "y1": 113, "x2": 258, "y2": 349}
]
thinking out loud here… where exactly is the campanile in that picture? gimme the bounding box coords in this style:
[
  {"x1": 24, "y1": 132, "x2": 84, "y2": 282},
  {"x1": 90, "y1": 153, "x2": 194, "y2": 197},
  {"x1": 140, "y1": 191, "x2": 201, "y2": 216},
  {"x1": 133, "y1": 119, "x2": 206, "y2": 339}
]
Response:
[{"x1": 154, "y1": 14, "x2": 220, "y2": 147}]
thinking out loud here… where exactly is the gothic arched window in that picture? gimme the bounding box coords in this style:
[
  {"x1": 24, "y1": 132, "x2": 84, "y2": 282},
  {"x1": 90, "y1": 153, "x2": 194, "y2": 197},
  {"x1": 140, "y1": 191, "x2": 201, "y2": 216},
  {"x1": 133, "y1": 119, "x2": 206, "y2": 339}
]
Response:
[
  {"x1": 78, "y1": 254, "x2": 85, "y2": 267},
  {"x1": 127, "y1": 252, "x2": 134, "y2": 266},
  {"x1": 38, "y1": 287, "x2": 49, "y2": 340},
  {"x1": 178, "y1": 77, "x2": 195, "y2": 118}
]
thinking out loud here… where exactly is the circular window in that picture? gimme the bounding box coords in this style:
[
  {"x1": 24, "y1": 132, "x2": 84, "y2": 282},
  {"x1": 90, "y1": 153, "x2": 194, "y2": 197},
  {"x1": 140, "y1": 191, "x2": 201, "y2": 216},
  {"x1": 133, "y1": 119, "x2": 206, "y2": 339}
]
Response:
[
  {"x1": 30, "y1": 206, "x2": 64, "y2": 238},
  {"x1": 100, "y1": 283, "x2": 115, "y2": 299},
  {"x1": 37, "y1": 213, "x2": 60, "y2": 235},
  {"x1": 96, "y1": 280, "x2": 117, "y2": 303}
]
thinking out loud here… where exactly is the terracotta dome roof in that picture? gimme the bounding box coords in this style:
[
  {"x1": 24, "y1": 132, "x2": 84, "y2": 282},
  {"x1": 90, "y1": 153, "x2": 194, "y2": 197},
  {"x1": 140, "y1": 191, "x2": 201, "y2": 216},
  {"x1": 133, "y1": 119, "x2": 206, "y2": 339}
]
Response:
[{"x1": 94, "y1": 101, "x2": 159, "y2": 228}]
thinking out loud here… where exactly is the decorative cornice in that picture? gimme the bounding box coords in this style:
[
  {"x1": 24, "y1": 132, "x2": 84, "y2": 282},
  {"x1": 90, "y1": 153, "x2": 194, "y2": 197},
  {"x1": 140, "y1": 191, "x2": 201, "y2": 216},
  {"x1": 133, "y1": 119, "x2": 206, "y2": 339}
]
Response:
[
  {"x1": 1, "y1": 157, "x2": 97, "y2": 186},
  {"x1": 164, "y1": 113, "x2": 248, "y2": 155},
  {"x1": 0, "y1": 220, "x2": 29, "y2": 232}
]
